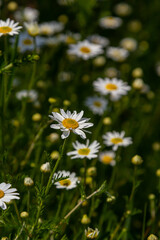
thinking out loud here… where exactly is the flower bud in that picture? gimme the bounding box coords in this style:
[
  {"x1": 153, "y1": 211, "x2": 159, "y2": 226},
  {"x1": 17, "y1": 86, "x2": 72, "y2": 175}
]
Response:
[
  {"x1": 87, "y1": 167, "x2": 97, "y2": 177},
  {"x1": 32, "y1": 113, "x2": 41, "y2": 122},
  {"x1": 81, "y1": 214, "x2": 91, "y2": 224},
  {"x1": 20, "y1": 211, "x2": 29, "y2": 218},
  {"x1": 24, "y1": 177, "x2": 34, "y2": 187},
  {"x1": 131, "y1": 155, "x2": 143, "y2": 165},
  {"x1": 132, "y1": 68, "x2": 143, "y2": 78},
  {"x1": 103, "y1": 117, "x2": 112, "y2": 125},
  {"x1": 85, "y1": 227, "x2": 99, "y2": 239},
  {"x1": 50, "y1": 151, "x2": 59, "y2": 160},
  {"x1": 40, "y1": 162, "x2": 51, "y2": 173},
  {"x1": 147, "y1": 234, "x2": 158, "y2": 240},
  {"x1": 156, "y1": 169, "x2": 160, "y2": 177}
]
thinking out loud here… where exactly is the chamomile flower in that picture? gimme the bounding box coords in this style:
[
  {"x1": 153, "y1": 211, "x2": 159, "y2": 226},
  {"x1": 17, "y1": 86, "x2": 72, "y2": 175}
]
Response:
[
  {"x1": 93, "y1": 78, "x2": 131, "y2": 101},
  {"x1": 0, "y1": 182, "x2": 20, "y2": 210},
  {"x1": 53, "y1": 171, "x2": 78, "y2": 190},
  {"x1": 24, "y1": 21, "x2": 39, "y2": 37},
  {"x1": 11, "y1": 32, "x2": 45, "y2": 52},
  {"x1": 85, "y1": 96, "x2": 108, "y2": 115},
  {"x1": 99, "y1": 16, "x2": 122, "y2": 29},
  {"x1": 14, "y1": 7, "x2": 39, "y2": 22},
  {"x1": 39, "y1": 21, "x2": 64, "y2": 36},
  {"x1": 88, "y1": 34, "x2": 109, "y2": 47},
  {"x1": 107, "y1": 47, "x2": 129, "y2": 62},
  {"x1": 16, "y1": 89, "x2": 38, "y2": 102},
  {"x1": 99, "y1": 151, "x2": 116, "y2": 166},
  {"x1": 67, "y1": 140, "x2": 100, "y2": 159},
  {"x1": 120, "y1": 38, "x2": 137, "y2": 52},
  {"x1": 49, "y1": 109, "x2": 93, "y2": 139},
  {"x1": 67, "y1": 40, "x2": 103, "y2": 60},
  {"x1": 85, "y1": 227, "x2": 100, "y2": 239},
  {"x1": 103, "y1": 131, "x2": 132, "y2": 151},
  {"x1": 0, "y1": 18, "x2": 22, "y2": 37}
]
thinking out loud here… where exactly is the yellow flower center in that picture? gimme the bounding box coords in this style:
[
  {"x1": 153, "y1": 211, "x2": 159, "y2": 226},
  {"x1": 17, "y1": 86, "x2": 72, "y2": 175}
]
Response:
[
  {"x1": 62, "y1": 118, "x2": 79, "y2": 129},
  {"x1": 0, "y1": 26, "x2": 12, "y2": 34},
  {"x1": 78, "y1": 148, "x2": 90, "y2": 155},
  {"x1": 23, "y1": 39, "x2": 33, "y2": 45},
  {"x1": 101, "y1": 155, "x2": 113, "y2": 164},
  {"x1": 111, "y1": 137, "x2": 123, "y2": 144},
  {"x1": 80, "y1": 46, "x2": 91, "y2": 54},
  {"x1": 105, "y1": 83, "x2": 118, "y2": 91},
  {"x1": 93, "y1": 101, "x2": 102, "y2": 107},
  {"x1": 59, "y1": 179, "x2": 71, "y2": 187},
  {"x1": 0, "y1": 190, "x2": 5, "y2": 198}
]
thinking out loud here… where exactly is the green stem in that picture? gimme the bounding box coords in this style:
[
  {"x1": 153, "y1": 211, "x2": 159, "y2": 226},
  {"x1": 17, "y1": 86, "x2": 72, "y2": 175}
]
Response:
[
  {"x1": 45, "y1": 138, "x2": 67, "y2": 196},
  {"x1": 141, "y1": 204, "x2": 147, "y2": 240},
  {"x1": 27, "y1": 189, "x2": 30, "y2": 213},
  {"x1": 55, "y1": 192, "x2": 64, "y2": 219}
]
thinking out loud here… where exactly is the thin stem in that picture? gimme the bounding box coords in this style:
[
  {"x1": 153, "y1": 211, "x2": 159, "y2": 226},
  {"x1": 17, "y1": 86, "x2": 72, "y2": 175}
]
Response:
[
  {"x1": 13, "y1": 201, "x2": 21, "y2": 224},
  {"x1": 45, "y1": 138, "x2": 67, "y2": 196},
  {"x1": 27, "y1": 189, "x2": 30, "y2": 213},
  {"x1": 55, "y1": 192, "x2": 64, "y2": 219},
  {"x1": 141, "y1": 204, "x2": 147, "y2": 240}
]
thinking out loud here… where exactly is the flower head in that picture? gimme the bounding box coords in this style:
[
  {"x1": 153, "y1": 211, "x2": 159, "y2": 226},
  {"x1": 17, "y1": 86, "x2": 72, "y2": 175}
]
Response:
[
  {"x1": 67, "y1": 140, "x2": 100, "y2": 159},
  {"x1": 107, "y1": 47, "x2": 129, "y2": 62},
  {"x1": 85, "y1": 227, "x2": 100, "y2": 239},
  {"x1": 0, "y1": 18, "x2": 22, "y2": 37},
  {"x1": 67, "y1": 40, "x2": 103, "y2": 60},
  {"x1": 0, "y1": 182, "x2": 20, "y2": 210},
  {"x1": 99, "y1": 151, "x2": 116, "y2": 166},
  {"x1": 52, "y1": 170, "x2": 78, "y2": 190},
  {"x1": 99, "y1": 16, "x2": 122, "y2": 29},
  {"x1": 93, "y1": 78, "x2": 131, "y2": 101},
  {"x1": 85, "y1": 96, "x2": 108, "y2": 115},
  {"x1": 24, "y1": 21, "x2": 39, "y2": 37},
  {"x1": 103, "y1": 131, "x2": 132, "y2": 151},
  {"x1": 49, "y1": 109, "x2": 93, "y2": 139}
]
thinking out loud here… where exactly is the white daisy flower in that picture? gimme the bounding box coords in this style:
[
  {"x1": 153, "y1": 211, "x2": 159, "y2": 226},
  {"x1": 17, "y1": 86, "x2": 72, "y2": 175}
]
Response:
[
  {"x1": 53, "y1": 170, "x2": 78, "y2": 190},
  {"x1": 58, "y1": 32, "x2": 81, "y2": 44},
  {"x1": 49, "y1": 109, "x2": 93, "y2": 139},
  {"x1": 67, "y1": 40, "x2": 103, "y2": 60},
  {"x1": 0, "y1": 18, "x2": 22, "y2": 37},
  {"x1": 88, "y1": 34, "x2": 109, "y2": 47},
  {"x1": 14, "y1": 7, "x2": 39, "y2": 22},
  {"x1": 11, "y1": 32, "x2": 45, "y2": 53},
  {"x1": 99, "y1": 151, "x2": 116, "y2": 166},
  {"x1": 99, "y1": 16, "x2": 122, "y2": 29},
  {"x1": 16, "y1": 89, "x2": 38, "y2": 102},
  {"x1": 85, "y1": 227, "x2": 100, "y2": 239},
  {"x1": 120, "y1": 38, "x2": 137, "y2": 52},
  {"x1": 24, "y1": 21, "x2": 39, "y2": 37},
  {"x1": 0, "y1": 182, "x2": 20, "y2": 210},
  {"x1": 93, "y1": 78, "x2": 131, "y2": 101},
  {"x1": 103, "y1": 131, "x2": 132, "y2": 151},
  {"x1": 114, "y1": 3, "x2": 132, "y2": 17},
  {"x1": 85, "y1": 96, "x2": 108, "y2": 115},
  {"x1": 39, "y1": 21, "x2": 64, "y2": 36},
  {"x1": 107, "y1": 46, "x2": 129, "y2": 62},
  {"x1": 67, "y1": 140, "x2": 100, "y2": 159}
]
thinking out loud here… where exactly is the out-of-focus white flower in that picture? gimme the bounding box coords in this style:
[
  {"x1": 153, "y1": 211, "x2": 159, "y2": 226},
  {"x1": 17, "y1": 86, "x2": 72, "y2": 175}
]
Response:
[
  {"x1": 107, "y1": 47, "x2": 129, "y2": 62},
  {"x1": 67, "y1": 40, "x2": 103, "y2": 60},
  {"x1": 85, "y1": 96, "x2": 108, "y2": 115},
  {"x1": 114, "y1": 3, "x2": 132, "y2": 16},
  {"x1": 14, "y1": 7, "x2": 39, "y2": 22},
  {"x1": 39, "y1": 21, "x2": 64, "y2": 36},
  {"x1": 67, "y1": 139, "x2": 100, "y2": 159},
  {"x1": 120, "y1": 38, "x2": 137, "y2": 52},
  {"x1": 40, "y1": 162, "x2": 51, "y2": 173},
  {"x1": 16, "y1": 89, "x2": 38, "y2": 102},
  {"x1": 88, "y1": 34, "x2": 109, "y2": 47},
  {"x1": 103, "y1": 131, "x2": 132, "y2": 151},
  {"x1": 99, "y1": 16, "x2": 122, "y2": 29},
  {"x1": 49, "y1": 109, "x2": 93, "y2": 139},
  {"x1": 24, "y1": 21, "x2": 39, "y2": 37},
  {"x1": 99, "y1": 151, "x2": 116, "y2": 166},
  {"x1": 93, "y1": 78, "x2": 131, "y2": 101}
]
